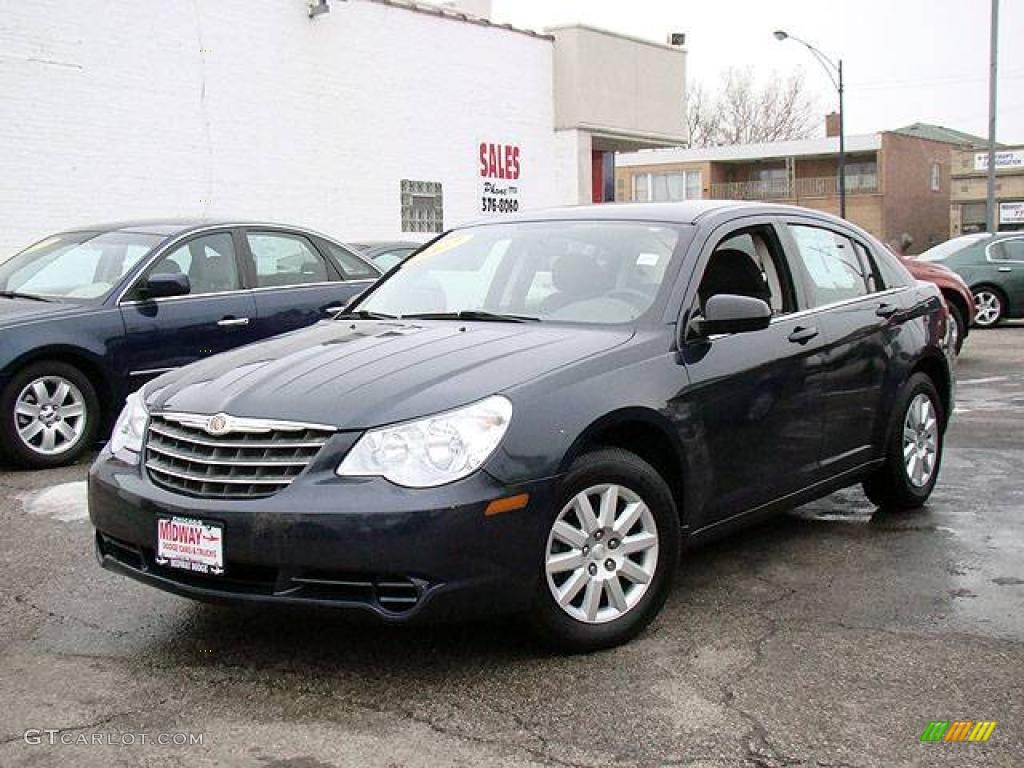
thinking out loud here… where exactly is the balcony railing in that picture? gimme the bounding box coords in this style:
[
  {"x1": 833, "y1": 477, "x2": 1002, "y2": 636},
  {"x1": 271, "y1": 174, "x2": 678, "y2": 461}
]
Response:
[{"x1": 709, "y1": 175, "x2": 879, "y2": 201}]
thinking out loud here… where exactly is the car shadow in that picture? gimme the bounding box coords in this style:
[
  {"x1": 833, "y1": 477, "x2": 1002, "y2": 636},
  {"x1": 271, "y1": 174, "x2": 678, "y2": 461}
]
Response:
[{"x1": 134, "y1": 493, "x2": 932, "y2": 672}]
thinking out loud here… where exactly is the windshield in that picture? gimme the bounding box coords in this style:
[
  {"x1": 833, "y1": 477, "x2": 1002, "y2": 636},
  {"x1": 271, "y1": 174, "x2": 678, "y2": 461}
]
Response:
[
  {"x1": 918, "y1": 234, "x2": 988, "y2": 262},
  {"x1": 356, "y1": 221, "x2": 685, "y2": 324},
  {"x1": 0, "y1": 231, "x2": 163, "y2": 301}
]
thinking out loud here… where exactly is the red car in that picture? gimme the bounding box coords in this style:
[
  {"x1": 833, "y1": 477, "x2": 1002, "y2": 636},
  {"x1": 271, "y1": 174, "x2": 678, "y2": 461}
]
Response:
[{"x1": 899, "y1": 254, "x2": 974, "y2": 354}]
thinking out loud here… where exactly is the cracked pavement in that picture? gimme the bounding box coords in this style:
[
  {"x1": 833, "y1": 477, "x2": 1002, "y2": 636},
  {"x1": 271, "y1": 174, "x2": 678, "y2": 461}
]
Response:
[{"x1": 1, "y1": 327, "x2": 1022, "y2": 767}]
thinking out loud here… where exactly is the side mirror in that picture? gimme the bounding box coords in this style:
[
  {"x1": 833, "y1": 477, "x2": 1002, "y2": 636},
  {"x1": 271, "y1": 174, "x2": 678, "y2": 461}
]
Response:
[
  {"x1": 142, "y1": 272, "x2": 190, "y2": 299},
  {"x1": 690, "y1": 294, "x2": 771, "y2": 338}
]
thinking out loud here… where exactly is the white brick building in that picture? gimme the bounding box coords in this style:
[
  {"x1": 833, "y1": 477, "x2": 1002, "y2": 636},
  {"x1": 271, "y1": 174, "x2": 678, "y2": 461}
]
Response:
[{"x1": 0, "y1": 0, "x2": 686, "y2": 257}]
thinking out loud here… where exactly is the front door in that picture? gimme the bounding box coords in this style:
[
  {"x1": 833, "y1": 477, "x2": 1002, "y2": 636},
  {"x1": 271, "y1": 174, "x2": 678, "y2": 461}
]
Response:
[
  {"x1": 676, "y1": 220, "x2": 829, "y2": 528},
  {"x1": 987, "y1": 236, "x2": 1024, "y2": 312},
  {"x1": 119, "y1": 230, "x2": 258, "y2": 387}
]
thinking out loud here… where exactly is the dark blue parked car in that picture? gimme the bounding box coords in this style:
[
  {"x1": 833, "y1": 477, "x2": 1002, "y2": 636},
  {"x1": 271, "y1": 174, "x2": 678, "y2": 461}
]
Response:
[{"x1": 0, "y1": 220, "x2": 380, "y2": 468}]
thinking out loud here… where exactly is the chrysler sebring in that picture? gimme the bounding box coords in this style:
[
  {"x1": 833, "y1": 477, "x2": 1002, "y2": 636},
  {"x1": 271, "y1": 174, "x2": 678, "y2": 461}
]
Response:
[{"x1": 90, "y1": 202, "x2": 954, "y2": 651}]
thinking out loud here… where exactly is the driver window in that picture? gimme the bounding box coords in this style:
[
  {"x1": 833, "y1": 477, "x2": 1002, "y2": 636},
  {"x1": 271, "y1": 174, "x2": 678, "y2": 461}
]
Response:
[
  {"x1": 142, "y1": 233, "x2": 241, "y2": 297},
  {"x1": 696, "y1": 227, "x2": 793, "y2": 316}
]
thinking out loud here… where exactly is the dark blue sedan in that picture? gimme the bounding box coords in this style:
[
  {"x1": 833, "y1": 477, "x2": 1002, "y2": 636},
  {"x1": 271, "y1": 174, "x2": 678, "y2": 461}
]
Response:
[{"x1": 0, "y1": 220, "x2": 380, "y2": 468}]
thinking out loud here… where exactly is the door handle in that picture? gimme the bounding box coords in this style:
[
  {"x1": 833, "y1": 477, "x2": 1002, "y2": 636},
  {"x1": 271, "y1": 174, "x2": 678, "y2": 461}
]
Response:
[
  {"x1": 875, "y1": 302, "x2": 898, "y2": 318},
  {"x1": 997, "y1": 266, "x2": 1012, "y2": 272},
  {"x1": 788, "y1": 326, "x2": 818, "y2": 344},
  {"x1": 217, "y1": 317, "x2": 250, "y2": 327},
  {"x1": 325, "y1": 306, "x2": 346, "y2": 314}
]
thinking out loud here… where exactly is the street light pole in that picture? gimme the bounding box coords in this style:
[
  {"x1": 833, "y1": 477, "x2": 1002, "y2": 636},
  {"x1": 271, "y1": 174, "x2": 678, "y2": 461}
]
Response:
[
  {"x1": 838, "y1": 59, "x2": 845, "y2": 219},
  {"x1": 774, "y1": 30, "x2": 846, "y2": 218},
  {"x1": 985, "y1": 0, "x2": 999, "y2": 233}
]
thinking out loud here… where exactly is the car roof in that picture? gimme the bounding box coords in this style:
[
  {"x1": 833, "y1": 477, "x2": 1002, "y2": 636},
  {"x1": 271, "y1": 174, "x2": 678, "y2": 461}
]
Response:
[
  {"x1": 463, "y1": 200, "x2": 832, "y2": 227},
  {"x1": 58, "y1": 219, "x2": 345, "y2": 240}
]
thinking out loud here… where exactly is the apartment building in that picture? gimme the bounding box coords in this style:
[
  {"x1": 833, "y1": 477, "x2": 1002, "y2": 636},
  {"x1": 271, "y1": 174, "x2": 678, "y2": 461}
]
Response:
[{"x1": 617, "y1": 122, "x2": 987, "y2": 253}]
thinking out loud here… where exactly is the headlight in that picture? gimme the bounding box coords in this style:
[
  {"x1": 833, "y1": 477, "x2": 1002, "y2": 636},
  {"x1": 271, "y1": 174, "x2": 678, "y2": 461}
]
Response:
[
  {"x1": 337, "y1": 395, "x2": 512, "y2": 487},
  {"x1": 109, "y1": 391, "x2": 149, "y2": 464}
]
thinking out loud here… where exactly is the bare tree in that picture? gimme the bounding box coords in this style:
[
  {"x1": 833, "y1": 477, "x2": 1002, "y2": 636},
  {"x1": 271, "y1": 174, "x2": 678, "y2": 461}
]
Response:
[{"x1": 687, "y1": 67, "x2": 818, "y2": 147}]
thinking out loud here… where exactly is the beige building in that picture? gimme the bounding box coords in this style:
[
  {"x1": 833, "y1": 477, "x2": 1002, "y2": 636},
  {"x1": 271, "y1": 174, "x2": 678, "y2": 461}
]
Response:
[
  {"x1": 616, "y1": 122, "x2": 986, "y2": 253},
  {"x1": 950, "y1": 144, "x2": 1024, "y2": 234}
]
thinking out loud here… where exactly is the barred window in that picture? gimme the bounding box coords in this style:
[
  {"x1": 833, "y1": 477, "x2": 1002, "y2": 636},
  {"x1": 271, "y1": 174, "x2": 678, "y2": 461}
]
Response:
[{"x1": 401, "y1": 180, "x2": 444, "y2": 234}]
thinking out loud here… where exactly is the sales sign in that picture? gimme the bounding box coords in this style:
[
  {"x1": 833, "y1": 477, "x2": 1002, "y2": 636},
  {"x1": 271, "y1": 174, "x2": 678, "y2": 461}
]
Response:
[{"x1": 479, "y1": 141, "x2": 521, "y2": 215}]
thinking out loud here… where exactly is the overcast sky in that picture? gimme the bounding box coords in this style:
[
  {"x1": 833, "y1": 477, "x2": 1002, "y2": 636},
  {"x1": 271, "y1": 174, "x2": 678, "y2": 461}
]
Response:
[{"x1": 490, "y1": 0, "x2": 1024, "y2": 143}]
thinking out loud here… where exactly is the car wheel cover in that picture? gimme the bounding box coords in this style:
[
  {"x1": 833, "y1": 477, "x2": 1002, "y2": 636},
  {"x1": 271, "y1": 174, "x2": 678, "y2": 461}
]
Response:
[
  {"x1": 903, "y1": 393, "x2": 938, "y2": 488},
  {"x1": 545, "y1": 483, "x2": 659, "y2": 624},
  {"x1": 14, "y1": 376, "x2": 87, "y2": 455},
  {"x1": 973, "y1": 291, "x2": 1001, "y2": 326}
]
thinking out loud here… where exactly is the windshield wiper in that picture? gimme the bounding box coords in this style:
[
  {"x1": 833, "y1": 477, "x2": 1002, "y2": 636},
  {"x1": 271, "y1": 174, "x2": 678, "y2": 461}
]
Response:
[
  {"x1": 334, "y1": 309, "x2": 398, "y2": 320},
  {"x1": 0, "y1": 291, "x2": 54, "y2": 303},
  {"x1": 402, "y1": 310, "x2": 540, "y2": 323}
]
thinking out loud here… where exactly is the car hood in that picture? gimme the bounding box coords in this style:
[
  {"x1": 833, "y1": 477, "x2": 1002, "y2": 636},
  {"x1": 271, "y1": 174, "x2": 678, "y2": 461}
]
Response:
[
  {"x1": 0, "y1": 297, "x2": 84, "y2": 326},
  {"x1": 146, "y1": 320, "x2": 635, "y2": 428}
]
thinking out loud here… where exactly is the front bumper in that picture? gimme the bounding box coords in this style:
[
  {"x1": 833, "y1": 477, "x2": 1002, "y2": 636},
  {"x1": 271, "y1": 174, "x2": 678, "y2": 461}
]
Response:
[{"x1": 89, "y1": 448, "x2": 559, "y2": 623}]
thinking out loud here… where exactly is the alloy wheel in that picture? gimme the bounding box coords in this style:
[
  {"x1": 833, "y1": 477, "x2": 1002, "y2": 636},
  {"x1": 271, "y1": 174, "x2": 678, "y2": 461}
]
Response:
[
  {"x1": 902, "y1": 393, "x2": 938, "y2": 488},
  {"x1": 14, "y1": 375, "x2": 88, "y2": 456},
  {"x1": 973, "y1": 290, "x2": 1002, "y2": 327},
  {"x1": 545, "y1": 483, "x2": 659, "y2": 624}
]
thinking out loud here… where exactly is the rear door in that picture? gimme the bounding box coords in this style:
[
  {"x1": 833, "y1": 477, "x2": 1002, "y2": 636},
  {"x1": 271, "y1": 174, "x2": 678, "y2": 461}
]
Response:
[
  {"x1": 119, "y1": 230, "x2": 258, "y2": 385},
  {"x1": 677, "y1": 218, "x2": 830, "y2": 527},
  {"x1": 241, "y1": 229, "x2": 376, "y2": 337},
  {"x1": 781, "y1": 219, "x2": 908, "y2": 474}
]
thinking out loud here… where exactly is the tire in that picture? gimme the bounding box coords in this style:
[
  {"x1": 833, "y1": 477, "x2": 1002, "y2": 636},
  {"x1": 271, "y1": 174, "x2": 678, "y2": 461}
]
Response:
[
  {"x1": 0, "y1": 361, "x2": 100, "y2": 469},
  {"x1": 972, "y1": 286, "x2": 1005, "y2": 328},
  {"x1": 946, "y1": 300, "x2": 966, "y2": 356},
  {"x1": 529, "y1": 448, "x2": 680, "y2": 653},
  {"x1": 862, "y1": 373, "x2": 944, "y2": 511}
]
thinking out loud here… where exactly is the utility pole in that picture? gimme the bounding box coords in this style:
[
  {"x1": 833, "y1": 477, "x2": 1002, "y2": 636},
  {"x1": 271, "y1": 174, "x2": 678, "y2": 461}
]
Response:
[{"x1": 985, "y1": 0, "x2": 999, "y2": 233}]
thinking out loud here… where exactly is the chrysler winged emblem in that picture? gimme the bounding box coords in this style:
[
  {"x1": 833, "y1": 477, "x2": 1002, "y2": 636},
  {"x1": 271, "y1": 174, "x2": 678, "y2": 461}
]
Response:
[{"x1": 205, "y1": 413, "x2": 230, "y2": 436}]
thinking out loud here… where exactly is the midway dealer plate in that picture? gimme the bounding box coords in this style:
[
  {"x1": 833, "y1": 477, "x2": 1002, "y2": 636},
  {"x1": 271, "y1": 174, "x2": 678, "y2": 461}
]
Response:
[{"x1": 156, "y1": 516, "x2": 224, "y2": 575}]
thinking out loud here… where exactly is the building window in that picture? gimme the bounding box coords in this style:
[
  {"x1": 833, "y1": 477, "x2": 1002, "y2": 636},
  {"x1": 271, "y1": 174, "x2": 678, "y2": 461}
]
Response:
[
  {"x1": 632, "y1": 171, "x2": 702, "y2": 202},
  {"x1": 844, "y1": 161, "x2": 878, "y2": 192},
  {"x1": 401, "y1": 180, "x2": 444, "y2": 233},
  {"x1": 961, "y1": 202, "x2": 987, "y2": 234},
  {"x1": 930, "y1": 162, "x2": 941, "y2": 192}
]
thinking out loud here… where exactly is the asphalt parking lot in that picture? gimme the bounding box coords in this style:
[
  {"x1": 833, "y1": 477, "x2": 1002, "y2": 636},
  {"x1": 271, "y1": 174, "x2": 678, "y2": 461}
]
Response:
[{"x1": 1, "y1": 327, "x2": 1022, "y2": 768}]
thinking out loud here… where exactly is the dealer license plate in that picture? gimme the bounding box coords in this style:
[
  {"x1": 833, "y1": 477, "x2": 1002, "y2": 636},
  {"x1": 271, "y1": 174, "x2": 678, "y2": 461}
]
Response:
[{"x1": 156, "y1": 516, "x2": 224, "y2": 575}]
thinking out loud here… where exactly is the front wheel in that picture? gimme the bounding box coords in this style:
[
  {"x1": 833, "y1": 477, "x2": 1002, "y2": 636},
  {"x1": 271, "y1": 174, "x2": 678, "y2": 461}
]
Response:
[
  {"x1": 530, "y1": 448, "x2": 680, "y2": 652},
  {"x1": 862, "y1": 373, "x2": 944, "y2": 511},
  {"x1": 947, "y1": 301, "x2": 966, "y2": 355},
  {"x1": 0, "y1": 361, "x2": 100, "y2": 469},
  {"x1": 973, "y1": 288, "x2": 1004, "y2": 328}
]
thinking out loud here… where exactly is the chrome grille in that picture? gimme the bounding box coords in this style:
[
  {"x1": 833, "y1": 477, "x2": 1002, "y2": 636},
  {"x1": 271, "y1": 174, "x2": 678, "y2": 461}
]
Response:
[{"x1": 145, "y1": 413, "x2": 335, "y2": 499}]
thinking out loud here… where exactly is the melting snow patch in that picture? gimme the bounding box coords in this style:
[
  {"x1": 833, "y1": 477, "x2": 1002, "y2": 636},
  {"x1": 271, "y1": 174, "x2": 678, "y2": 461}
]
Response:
[{"x1": 21, "y1": 481, "x2": 89, "y2": 522}]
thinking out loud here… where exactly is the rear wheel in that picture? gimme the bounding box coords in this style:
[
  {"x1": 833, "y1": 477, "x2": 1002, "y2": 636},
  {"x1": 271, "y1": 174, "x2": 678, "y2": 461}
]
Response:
[
  {"x1": 530, "y1": 448, "x2": 680, "y2": 652},
  {"x1": 972, "y1": 287, "x2": 1005, "y2": 328},
  {"x1": 862, "y1": 373, "x2": 944, "y2": 511},
  {"x1": 0, "y1": 361, "x2": 99, "y2": 469}
]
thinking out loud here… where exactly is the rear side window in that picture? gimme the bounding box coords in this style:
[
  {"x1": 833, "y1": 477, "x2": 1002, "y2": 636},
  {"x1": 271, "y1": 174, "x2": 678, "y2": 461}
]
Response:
[
  {"x1": 857, "y1": 240, "x2": 907, "y2": 290},
  {"x1": 323, "y1": 242, "x2": 379, "y2": 280},
  {"x1": 990, "y1": 238, "x2": 1024, "y2": 261},
  {"x1": 788, "y1": 225, "x2": 870, "y2": 308},
  {"x1": 247, "y1": 232, "x2": 329, "y2": 288}
]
